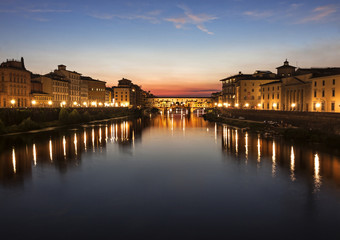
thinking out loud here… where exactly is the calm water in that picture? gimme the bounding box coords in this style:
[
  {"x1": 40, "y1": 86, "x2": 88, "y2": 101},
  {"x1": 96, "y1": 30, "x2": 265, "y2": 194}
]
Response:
[{"x1": 1, "y1": 113, "x2": 340, "y2": 239}]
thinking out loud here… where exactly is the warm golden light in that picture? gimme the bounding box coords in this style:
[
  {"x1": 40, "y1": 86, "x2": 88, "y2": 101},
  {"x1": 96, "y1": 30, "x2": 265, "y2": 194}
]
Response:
[
  {"x1": 61, "y1": 101, "x2": 66, "y2": 106},
  {"x1": 91, "y1": 101, "x2": 97, "y2": 106},
  {"x1": 49, "y1": 139, "x2": 53, "y2": 161},
  {"x1": 273, "y1": 103, "x2": 277, "y2": 108},
  {"x1": 217, "y1": 103, "x2": 222, "y2": 107},
  {"x1": 257, "y1": 103, "x2": 261, "y2": 107},
  {"x1": 83, "y1": 102, "x2": 87, "y2": 106},
  {"x1": 245, "y1": 103, "x2": 249, "y2": 107},
  {"x1": 98, "y1": 102, "x2": 103, "y2": 106},
  {"x1": 291, "y1": 103, "x2": 296, "y2": 108},
  {"x1": 245, "y1": 132, "x2": 248, "y2": 160},
  {"x1": 73, "y1": 101, "x2": 77, "y2": 105},
  {"x1": 48, "y1": 100, "x2": 53, "y2": 105},
  {"x1": 272, "y1": 141, "x2": 276, "y2": 177},
  {"x1": 32, "y1": 100, "x2": 37, "y2": 105},
  {"x1": 290, "y1": 146, "x2": 295, "y2": 181},
  {"x1": 12, "y1": 147, "x2": 16, "y2": 174},
  {"x1": 63, "y1": 136, "x2": 66, "y2": 158},
  {"x1": 314, "y1": 153, "x2": 321, "y2": 192},
  {"x1": 235, "y1": 103, "x2": 239, "y2": 107},
  {"x1": 33, "y1": 144, "x2": 37, "y2": 166},
  {"x1": 315, "y1": 102, "x2": 321, "y2": 108},
  {"x1": 257, "y1": 135, "x2": 261, "y2": 163},
  {"x1": 10, "y1": 99, "x2": 15, "y2": 105}
]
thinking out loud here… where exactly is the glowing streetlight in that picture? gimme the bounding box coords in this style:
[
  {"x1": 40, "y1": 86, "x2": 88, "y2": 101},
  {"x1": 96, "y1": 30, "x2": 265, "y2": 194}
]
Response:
[
  {"x1": 217, "y1": 103, "x2": 222, "y2": 107},
  {"x1": 48, "y1": 100, "x2": 52, "y2": 105},
  {"x1": 10, "y1": 99, "x2": 16, "y2": 105},
  {"x1": 214, "y1": 103, "x2": 217, "y2": 106},
  {"x1": 257, "y1": 103, "x2": 261, "y2": 108},
  {"x1": 31, "y1": 100, "x2": 36, "y2": 105},
  {"x1": 73, "y1": 101, "x2": 77, "y2": 106},
  {"x1": 291, "y1": 103, "x2": 296, "y2": 108},
  {"x1": 61, "y1": 101, "x2": 66, "y2": 106},
  {"x1": 83, "y1": 102, "x2": 87, "y2": 106},
  {"x1": 235, "y1": 103, "x2": 239, "y2": 107},
  {"x1": 91, "y1": 101, "x2": 97, "y2": 107},
  {"x1": 98, "y1": 102, "x2": 103, "y2": 106},
  {"x1": 315, "y1": 102, "x2": 321, "y2": 108},
  {"x1": 245, "y1": 103, "x2": 249, "y2": 108},
  {"x1": 273, "y1": 103, "x2": 277, "y2": 108}
]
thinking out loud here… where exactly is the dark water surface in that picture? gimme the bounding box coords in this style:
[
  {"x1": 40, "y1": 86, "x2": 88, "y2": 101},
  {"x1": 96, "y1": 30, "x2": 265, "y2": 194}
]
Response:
[{"x1": 1, "y1": 113, "x2": 340, "y2": 239}]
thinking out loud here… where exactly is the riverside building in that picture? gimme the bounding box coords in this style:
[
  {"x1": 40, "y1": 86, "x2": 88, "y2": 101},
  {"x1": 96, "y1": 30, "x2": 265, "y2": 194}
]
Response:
[{"x1": 0, "y1": 58, "x2": 31, "y2": 108}]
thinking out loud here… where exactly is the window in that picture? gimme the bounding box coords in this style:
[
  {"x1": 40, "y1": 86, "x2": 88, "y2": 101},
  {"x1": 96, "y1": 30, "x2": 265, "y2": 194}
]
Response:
[
  {"x1": 272, "y1": 94, "x2": 274, "y2": 99},
  {"x1": 314, "y1": 90, "x2": 317, "y2": 98},
  {"x1": 272, "y1": 87, "x2": 274, "y2": 91},
  {"x1": 333, "y1": 79, "x2": 336, "y2": 85},
  {"x1": 332, "y1": 89, "x2": 335, "y2": 97},
  {"x1": 267, "y1": 94, "x2": 269, "y2": 99},
  {"x1": 267, "y1": 103, "x2": 269, "y2": 109},
  {"x1": 277, "y1": 86, "x2": 280, "y2": 90},
  {"x1": 277, "y1": 93, "x2": 280, "y2": 99},
  {"x1": 313, "y1": 103, "x2": 316, "y2": 111},
  {"x1": 262, "y1": 94, "x2": 264, "y2": 99},
  {"x1": 314, "y1": 81, "x2": 317, "y2": 87},
  {"x1": 252, "y1": 89, "x2": 254, "y2": 92},
  {"x1": 331, "y1": 102, "x2": 335, "y2": 111},
  {"x1": 322, "y1": 80, "x2": 325, "y2": 86},
  {"x1": 244, "y1": 89, "x2": 247, "y2": 92},
  {"x1": 321, "y1": 103, "x2": 325, "y2": 111},
  {"x1": 322, "y1": 90, "x2": 325, "y2": 97},
  {"x1": 277, "y1": 103, "x2": 280, "y2": 109}
]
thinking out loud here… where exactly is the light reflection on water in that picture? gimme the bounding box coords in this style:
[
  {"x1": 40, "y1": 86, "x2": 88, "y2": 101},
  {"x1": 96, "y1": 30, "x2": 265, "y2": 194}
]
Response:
[{"x1": 1, "y1": 113, "x2": 340, "y2": 239}]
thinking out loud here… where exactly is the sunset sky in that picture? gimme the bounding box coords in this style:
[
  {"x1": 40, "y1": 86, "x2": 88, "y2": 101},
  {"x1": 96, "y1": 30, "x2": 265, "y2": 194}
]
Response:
[{"x1": 1, "y1": 0, "x2": 339, "y2": 96}]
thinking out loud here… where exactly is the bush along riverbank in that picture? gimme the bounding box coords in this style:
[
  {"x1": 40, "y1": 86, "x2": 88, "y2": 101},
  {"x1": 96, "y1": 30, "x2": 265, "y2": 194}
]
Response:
[
  {"x1": 203, "y1": 109, "x2": 340, "y2": 149},
  {"x1": 0, "y1": 107, "x2": 142, "y2": 135}
]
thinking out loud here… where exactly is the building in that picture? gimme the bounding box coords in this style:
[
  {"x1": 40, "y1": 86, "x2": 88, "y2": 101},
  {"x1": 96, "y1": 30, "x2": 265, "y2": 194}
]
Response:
[
  {"x1": 260, "y1": 65, "x2": 340, "y2": 112},
  {"x1": 105, "y1": 87, "x2": 113, "y2": 106},
  {"x1": 112, "y1": 78, "x2": 145, "y2": 107},
  {"x1": 30, "y1": 78, "x2": 52, "y2": 107},
  {"x1": 149, "y1": 97, "x2": 212, "y2": 108},
  {"x1": 54, "y1": 64, "x2": 81, "y2": 106},
  {"x1": 220, "y1": 70, "x2": 277, "y2": 109},
  {"x1": 32, "y1": 73, "x2": 69, "y2": 107},
  {"x1": 81, "y1": 76, "x2": 106, "y2": 107},
  {"x1": 0, "y1": 58, "x2": 31, "y2": 108}
]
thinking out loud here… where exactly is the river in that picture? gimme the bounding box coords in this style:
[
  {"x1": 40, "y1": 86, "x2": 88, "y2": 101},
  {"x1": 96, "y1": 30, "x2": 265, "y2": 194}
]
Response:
[{"x1": 0, "y1": 112, "x2": 340, "y2": 239}]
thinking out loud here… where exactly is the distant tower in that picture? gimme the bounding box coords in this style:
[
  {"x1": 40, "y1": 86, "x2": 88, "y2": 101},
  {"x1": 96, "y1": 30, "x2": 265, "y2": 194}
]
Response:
[{"x1": 276, "y1": 59, "x2": 296, "y2": 77}]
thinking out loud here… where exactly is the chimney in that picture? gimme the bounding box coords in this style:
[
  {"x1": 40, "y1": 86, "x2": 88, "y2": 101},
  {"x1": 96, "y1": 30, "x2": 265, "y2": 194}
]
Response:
[{"x1": 21, "y1": 57, "x2": 26, "y2": 70}]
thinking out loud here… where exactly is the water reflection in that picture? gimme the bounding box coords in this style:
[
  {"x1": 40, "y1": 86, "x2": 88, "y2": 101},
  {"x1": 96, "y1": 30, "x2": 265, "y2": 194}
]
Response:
[
  {"x1": 0, "y1": 114, "x2": 339, "y2": 193},
  {"x1": 0, "y1": 118, "x2": 149, "y2": 186},
  {"x1": 220, "y1": 125, "x2": 340, "y2": 193}
]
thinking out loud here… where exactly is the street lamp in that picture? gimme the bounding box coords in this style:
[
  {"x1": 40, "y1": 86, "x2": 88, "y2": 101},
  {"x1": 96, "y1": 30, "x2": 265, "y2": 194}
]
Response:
[
  {"x1": 235, "y1": 103, "x2": 239, "y2": 107},
  {"x1": 245, "y1": 103, "x2": 249, "y2": 108},
  {"x1": 32, "y1": 100, "x2": 36, "y2": 105},
  {"x1": 48, "y1": 100, "x2": 53, "y2": 106},
  {"x1": 273, "y1": 103, "x2": 277, "y2": 109}
]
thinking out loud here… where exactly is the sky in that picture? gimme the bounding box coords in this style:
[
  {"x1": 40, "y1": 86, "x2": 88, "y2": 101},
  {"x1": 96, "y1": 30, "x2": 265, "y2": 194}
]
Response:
[{"x1": 1, "y1": 0, "x2": 340, "y2": 96}]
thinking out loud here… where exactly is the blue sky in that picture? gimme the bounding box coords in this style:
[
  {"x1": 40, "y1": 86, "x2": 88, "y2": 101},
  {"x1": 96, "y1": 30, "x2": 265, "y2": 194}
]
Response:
[{"x1": 1, "y1": 0, "x2": 339, "y2": 96}]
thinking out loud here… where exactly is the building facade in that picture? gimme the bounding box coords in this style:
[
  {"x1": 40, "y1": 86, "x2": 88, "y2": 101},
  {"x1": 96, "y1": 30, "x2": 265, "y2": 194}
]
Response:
[
  {"x1": 54, "y1": 64, "x2": 81, "y2": 106},
  {"x1": 0, "y1": 58, "x2": 31, "y2": 108},
  {"x1": 81, "y1": 76, "x2": 106, "y2": 107}
]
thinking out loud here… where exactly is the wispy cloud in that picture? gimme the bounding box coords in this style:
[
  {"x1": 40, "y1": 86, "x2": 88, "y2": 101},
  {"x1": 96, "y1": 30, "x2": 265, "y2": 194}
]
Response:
[
  {"x1": 90, "y1": 10, "x2": 161, "y2": 24},
  {"x1": 243, "y1": 10, "x2": 274, "y2": 19},
  {"x1": 165, "y1": 5, "x2": 217, "y2": 35},
  {"x1": 298, "y1": 5, "x2": 337, "y2": 23},
  {"x1": 0, "y1": 8, "x2": 71, "y2": 13}
]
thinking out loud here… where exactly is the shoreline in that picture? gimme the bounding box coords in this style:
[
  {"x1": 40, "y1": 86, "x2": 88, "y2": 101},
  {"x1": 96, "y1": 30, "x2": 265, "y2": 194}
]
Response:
[
  {"x1": 203, "y1": 110, "x2": 340, "y2": 150},
  {"x1": 1, "y1": 115, "x2": 132, "y2": 137}
]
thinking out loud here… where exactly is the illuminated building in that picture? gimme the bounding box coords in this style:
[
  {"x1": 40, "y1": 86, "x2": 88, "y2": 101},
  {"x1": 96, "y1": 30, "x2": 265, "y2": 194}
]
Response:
[
  {"x1": 81, "y1": 76, "x2": 106, "y2": 107},
  {"x1": 54, "y1": 64, "x2": 81, "y2": 106},
  {"x1": 220, "y1": 70, "x2": 277, "y2": 109},
  {"x1": 32, "y1": 73, "x2": 69, "y2": 107},
  {"x1": 0, "y1": 58, "x2": 31, "y2": 108},
  {"x1": 149, "y1": 97, "x2": 212, "y2": 108}
]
